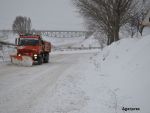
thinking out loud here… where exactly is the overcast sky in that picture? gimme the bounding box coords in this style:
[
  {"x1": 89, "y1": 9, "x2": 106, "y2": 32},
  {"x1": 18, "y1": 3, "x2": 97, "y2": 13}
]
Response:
[{"x1": 0, "y1": 0, "x2": 84, "y2": 30}]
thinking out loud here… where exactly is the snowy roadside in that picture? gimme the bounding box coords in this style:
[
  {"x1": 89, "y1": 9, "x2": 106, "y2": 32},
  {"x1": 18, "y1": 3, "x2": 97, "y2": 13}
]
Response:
[
  {"x1": 92, "y1": 34, "x2": 150, "y2": 113},
  {"x1": 24, "y1": 50, "x2": 121, "y2": 113},
  {"x1": 37, "y1": 33, "x2": 150, "y2": 113}
]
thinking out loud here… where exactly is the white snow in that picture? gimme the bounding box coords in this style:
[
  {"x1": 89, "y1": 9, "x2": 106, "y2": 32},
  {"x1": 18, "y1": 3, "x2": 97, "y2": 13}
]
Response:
[
  {"x1": 43, "y1": 36, "x2": 86, "y2": 48},
  {"x1": 42, "y1": 35, "x2": 100, "y2": 50},
  {"x1": 72, "y1": 35, "x2": 100, "y2": 48},
  {"x1": 0, "y1": 27, "x2": 150, "y2": 113},
  {"x1": 91, "y1": 27, "x2": 150, "y2": 113}
]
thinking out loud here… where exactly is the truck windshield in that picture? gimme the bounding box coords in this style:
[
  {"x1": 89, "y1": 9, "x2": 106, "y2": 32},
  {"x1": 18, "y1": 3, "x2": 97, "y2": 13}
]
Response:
[{"x1": 19, "y1": 38, "x2": 39, "y2": 46}]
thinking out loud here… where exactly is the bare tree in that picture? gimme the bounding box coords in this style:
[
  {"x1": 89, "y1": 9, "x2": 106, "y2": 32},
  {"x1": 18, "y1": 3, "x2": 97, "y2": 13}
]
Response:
[
  {"x1": 138, "y1": 0, "x2": 150, "y2": 35},
  {"x1": 12, "y1": 16, "x2": 32, "y2": 34},
  {"x1": 73, "y1": 0, "x2": 149, "y2": 45},
  {"x1": 125, "y1": 0, "x2": 150, "y2": 37}
]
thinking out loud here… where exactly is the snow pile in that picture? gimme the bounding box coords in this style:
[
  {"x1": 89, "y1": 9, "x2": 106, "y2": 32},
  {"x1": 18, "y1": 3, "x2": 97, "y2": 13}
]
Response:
[
  {"x1": 0, "y1": 32, "x2": 17, "y2": 44},
  {"x1": 72, "y1": 35, "x2": 100, "y2": 48},
  {"x1": 94, "y1": 32, "x2": 150, "y2": 113},
  {"x1": 0, "y1": 32, "x2": 16, "y2": 62},
  {"x1": 0, "y1": 45, "x2": 16, "y2": 62}
]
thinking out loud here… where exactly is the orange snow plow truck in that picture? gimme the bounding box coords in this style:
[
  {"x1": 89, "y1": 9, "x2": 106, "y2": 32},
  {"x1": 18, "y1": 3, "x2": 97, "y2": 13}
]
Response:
[{"x1": 10, "y1": 34, "x2": 51, "y2": 66}]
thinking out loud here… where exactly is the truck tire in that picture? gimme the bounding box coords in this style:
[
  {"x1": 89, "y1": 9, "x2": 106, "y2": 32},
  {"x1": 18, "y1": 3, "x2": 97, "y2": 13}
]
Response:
[
  {"x1": 37, "y1": 55, "x2": 43, "y2": 65},
  {"x1": 44, "y1": 53, "x2": 49, "y2": 63}
]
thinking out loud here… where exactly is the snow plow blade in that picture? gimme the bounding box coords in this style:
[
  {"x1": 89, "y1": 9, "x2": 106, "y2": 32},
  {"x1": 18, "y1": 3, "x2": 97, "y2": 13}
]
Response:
[{"x1": 10, "y1": 55, "x2": 33, "y2": 66}]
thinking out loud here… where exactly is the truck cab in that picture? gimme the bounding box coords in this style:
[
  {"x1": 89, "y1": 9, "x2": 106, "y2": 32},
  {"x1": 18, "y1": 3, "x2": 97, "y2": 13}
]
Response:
[{"x1": 13, "y1": 34, "x2": 51, "y2": 65}]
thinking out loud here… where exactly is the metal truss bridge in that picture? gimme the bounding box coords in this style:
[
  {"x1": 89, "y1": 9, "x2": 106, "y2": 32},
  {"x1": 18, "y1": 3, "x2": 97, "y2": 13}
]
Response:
[{"x1": 0, "y1": 30, "x2": 93, "y2": 38}]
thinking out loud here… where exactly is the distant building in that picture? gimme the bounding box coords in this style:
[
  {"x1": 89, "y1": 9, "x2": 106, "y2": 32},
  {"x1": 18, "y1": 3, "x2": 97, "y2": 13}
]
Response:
[{"x1": 143, "y1": 11, "x2": 150, "y2": 26}]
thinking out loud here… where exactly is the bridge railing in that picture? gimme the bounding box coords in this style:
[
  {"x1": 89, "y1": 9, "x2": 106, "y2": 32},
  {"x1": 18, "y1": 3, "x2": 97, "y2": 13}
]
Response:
[{"x1": 0, "y1": 30, "x2": 94, "y2": 38}]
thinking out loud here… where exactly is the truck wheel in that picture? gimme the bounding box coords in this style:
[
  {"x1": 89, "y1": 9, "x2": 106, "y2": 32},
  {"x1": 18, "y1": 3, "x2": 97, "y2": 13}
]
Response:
[
  {"x1": 37, "y1": 55, "x2": 43, "y2": 65},
  {"x1": 44, "y1": 53, "x2": 49, "y2": 63}
]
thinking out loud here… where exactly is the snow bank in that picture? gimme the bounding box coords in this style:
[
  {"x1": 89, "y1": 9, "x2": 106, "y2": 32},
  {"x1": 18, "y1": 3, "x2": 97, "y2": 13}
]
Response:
[
  {"x1": 95, "y1": 31, "x2": 150, "y2": 113},
  {"x1": 0, "y1": 32, "x2": 17, "y2": 44},
  {"x1": 72, "y1": 35, "x2": 100, "y2": 48}
]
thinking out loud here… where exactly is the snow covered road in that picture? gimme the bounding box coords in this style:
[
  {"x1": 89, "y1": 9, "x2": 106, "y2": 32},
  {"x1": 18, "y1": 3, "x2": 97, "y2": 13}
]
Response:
[
  {"x1": 1, "y1": 33, "x2": 150, "y2": 113},
  {"x1": 0, "y1": 52, "x2": 95, "y2": 113}
]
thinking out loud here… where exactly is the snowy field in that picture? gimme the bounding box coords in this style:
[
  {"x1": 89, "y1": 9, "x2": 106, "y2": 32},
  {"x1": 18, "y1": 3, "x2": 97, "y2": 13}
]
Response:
[{"x1": 0, "y1": 28, "x2": 150, "y2": 113}]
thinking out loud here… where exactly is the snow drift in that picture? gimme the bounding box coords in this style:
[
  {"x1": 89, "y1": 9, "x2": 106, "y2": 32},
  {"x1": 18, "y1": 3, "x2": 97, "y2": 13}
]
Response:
[{"x1": 95, "y1": 28, "x2": 150, "y2": 113}]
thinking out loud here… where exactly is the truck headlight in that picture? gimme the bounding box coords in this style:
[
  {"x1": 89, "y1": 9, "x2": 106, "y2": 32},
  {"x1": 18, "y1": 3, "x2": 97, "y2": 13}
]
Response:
[
  {"x1": 34, "y1": 54, "x2": 38, "y2": 59},
  {"x1": 34, "y1": 54, "x2": 37, "y2": 57},
  {"x1": 34, "y1": 56, "x2": 37, "y2": 59}
]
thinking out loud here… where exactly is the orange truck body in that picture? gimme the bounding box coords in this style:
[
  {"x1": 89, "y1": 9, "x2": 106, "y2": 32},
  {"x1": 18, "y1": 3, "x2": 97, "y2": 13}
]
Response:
[{"x1": 11, "y1": 34, "x2": 51, "y2": 65}]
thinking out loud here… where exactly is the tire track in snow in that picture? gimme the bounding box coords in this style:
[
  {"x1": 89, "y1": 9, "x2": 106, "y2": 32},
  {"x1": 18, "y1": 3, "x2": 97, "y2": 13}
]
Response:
[{"x1": 0, "y1": 53, "x2": 82, "y2": 113}]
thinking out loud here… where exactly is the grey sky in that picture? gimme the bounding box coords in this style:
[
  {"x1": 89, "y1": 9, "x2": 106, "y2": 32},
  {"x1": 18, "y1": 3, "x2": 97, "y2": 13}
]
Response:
[{"x1": 0, "y1": 0, "x2": 84, "y2": 30}]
